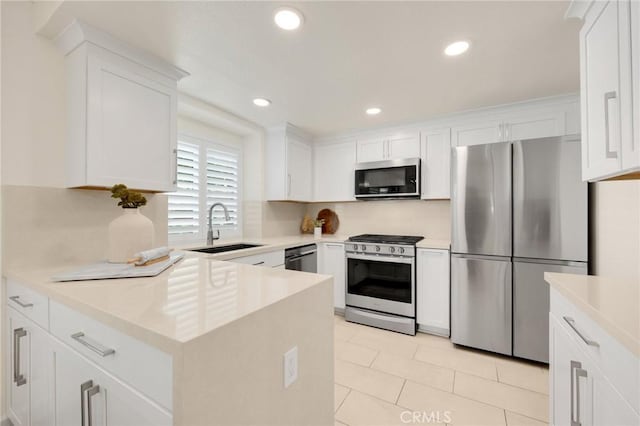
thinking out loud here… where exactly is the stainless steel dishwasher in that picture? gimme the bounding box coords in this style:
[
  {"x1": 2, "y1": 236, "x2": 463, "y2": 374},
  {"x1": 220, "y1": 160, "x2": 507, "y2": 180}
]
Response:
[{"x1": 284, "y1": 244, "x2": 317, "y2": 273}]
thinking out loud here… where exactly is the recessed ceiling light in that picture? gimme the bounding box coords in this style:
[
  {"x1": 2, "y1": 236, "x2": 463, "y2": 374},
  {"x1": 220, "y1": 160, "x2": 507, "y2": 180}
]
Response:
[
  {"x1": 253, "y1": 98, "x2": 271, "y2": 107},
  {"x1": 274, "y1": 7, "x2": 303, "y2": 31},
  {"x1": 366, "y1": 107, "x2": 382, "y2": 116},
  {"x1": 444, "y1": 40, "x2": 470, "y2": 56}
]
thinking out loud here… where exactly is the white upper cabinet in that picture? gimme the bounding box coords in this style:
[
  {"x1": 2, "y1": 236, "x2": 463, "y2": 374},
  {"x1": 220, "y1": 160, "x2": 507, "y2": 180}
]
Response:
[
  {"x1": 56, "y1": 21, "x2": 188, "y2": 192},
  {"x1": 502, "y1": 109, "x2": 566, "y2": 141},
  {"x1": 356, "y1": 135, "x2": 387, "y2": 163},
  {"x1": 451, "y1": 105, "x2": 572, "y2": 147},
  {"x1": 629, "y1": 0, "x2": 640, "y2": 171},
  {"x1": 356, "y1": 132, "x2": 420, "y2": 162},
  {"x1": 451, "y1": 119, "x2": 503, "y2": 146},
  {"x1": 314, "y1": 140, "x2": 356, "y2": 202},
  {"x1": 570, "y1": 0, "x2": 639, "y2": 181},
  {"x1": 387, "y1": 132, "x2": 421, "y2": 159},
  {"x1": 266, "y1": 124, "x2": 313, "y2": 201},
  {"x1": 420, "y1": 127, "x2": 451, "y2": 199}
]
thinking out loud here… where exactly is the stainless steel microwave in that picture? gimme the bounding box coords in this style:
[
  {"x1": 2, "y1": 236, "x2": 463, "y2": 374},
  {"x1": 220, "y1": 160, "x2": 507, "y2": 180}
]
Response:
[{"x1": 354, "y1": 158, "x2": 421, "y2": 200}]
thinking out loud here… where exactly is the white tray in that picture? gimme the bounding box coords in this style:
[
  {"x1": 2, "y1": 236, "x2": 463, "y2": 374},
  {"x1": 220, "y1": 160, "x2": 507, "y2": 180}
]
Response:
[{"x1": 52, "y1": 253, "x2": 184, "y2": 282}]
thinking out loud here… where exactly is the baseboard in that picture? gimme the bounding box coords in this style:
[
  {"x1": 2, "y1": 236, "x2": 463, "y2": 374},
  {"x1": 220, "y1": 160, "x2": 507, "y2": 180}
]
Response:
[
  {"x1": 333, "y1": 307, "x2": 345, "y2": 316},
  {"x1": 417, "y1": 324, "x2": 450, "y2": 337}
]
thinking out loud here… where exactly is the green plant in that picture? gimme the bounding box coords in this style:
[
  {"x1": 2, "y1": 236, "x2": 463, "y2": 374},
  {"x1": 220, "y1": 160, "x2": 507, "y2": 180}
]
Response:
[
  {"x1": 313, "y1": 218, "x2": 325, "y2": 228},
  {"x1": 110, "y1": 184, "x2": 147, "y2": 209}
]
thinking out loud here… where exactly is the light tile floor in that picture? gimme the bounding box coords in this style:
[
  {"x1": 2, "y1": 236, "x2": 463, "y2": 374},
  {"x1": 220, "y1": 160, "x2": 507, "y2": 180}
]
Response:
[{"x1": 333, "y1": 315, "x2": 549, "y2": 426}]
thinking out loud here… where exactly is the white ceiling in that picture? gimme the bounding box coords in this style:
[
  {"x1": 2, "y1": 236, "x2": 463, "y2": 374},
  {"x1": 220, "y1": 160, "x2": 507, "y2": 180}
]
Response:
[{"x1": 41, "y1": 1, "x2": 581, "y2": 136}]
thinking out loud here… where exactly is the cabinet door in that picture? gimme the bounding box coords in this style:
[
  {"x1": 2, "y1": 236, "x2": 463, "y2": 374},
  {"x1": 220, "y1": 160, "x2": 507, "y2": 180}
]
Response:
[
  {"x1": 356, "y1": 136, "x2": 386, "y2": 162},
  {"x1": 451, "y1": 120, "x2": 503, "y2": 146},
  {"x1": 387, "y1": 132, "x2": 421, "y2": 160},
  {"x1": 421, "y1": 128, "x2": 451, "y2": 199},
  {"x1": 581, "y1": 0, "x2": 631, "y2": 180},
  {"x1": 319, "y1": 243, "x2": 346, "y2": 309},
  {"x1": 416, "y1": 249, "x2": 450, "y2": 336},
  {"x1": 592, "y1": 370, "x2": 640, "y2": 426},
  {"x1": 503, "y1": 110, "x2": 566, "y2": 141},
  {"x1": 287, "y1": 136, "x2": 312, "y2": 201},
  {"x1": 627, "y1": 0, "x2": 640, "y2": 171},
  {"x1": 53, "y1": 340, "x2": 172, "y2": 426},
  {"x1": 550, "y1": 314, "x2": 593, "y2": 426},
  {"x1": 7, "y1": 308, "x2": 30, "y2": 426},
  {"x1": 86, "y1": 47, "x2": 177, "y2": 192},
  {"x1": 7, "y1": 307, "x2": 52, "y2": 426},
  {"x1": 314, "y1": 141, "x2": 356, "y2": 202}
]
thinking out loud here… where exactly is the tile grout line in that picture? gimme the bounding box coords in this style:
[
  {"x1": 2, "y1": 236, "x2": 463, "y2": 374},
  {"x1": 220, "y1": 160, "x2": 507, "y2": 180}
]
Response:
[
  {"x1": 503, "y1": 409, "x2": 508, "y2": 426},
  {"x1": 335, "y1": 387, "x2": 352, "y2": 415},
  {"x1": 395, "y1": 379, "x2": 407, "y2": 405}
]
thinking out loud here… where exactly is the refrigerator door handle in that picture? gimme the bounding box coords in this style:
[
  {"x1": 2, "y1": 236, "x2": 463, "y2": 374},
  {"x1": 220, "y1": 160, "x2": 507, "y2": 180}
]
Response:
[
  {"x1": 451, "y1": 253, "x2": 511, "y2": 262},
  {"x1": 512, "y1": 257, "x2": 587, "y2": 267}
]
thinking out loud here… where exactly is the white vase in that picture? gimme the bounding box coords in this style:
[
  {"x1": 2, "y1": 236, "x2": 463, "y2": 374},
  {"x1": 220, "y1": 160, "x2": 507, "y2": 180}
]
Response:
[
  {"x1": 108, "y1": 208, "x2": 154, "y2": 263},
  {"x1": 314, "y1": 226, "x2": 322, "y2": 239}
]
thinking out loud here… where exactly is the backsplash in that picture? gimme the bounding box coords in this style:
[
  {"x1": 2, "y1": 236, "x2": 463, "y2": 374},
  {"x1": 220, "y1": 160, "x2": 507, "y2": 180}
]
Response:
[
  {"x1": 2, "y1": 186, "x2": 168, "y2": 269},
  {"x1": 306, "y1": 200, "x2": 451, "y2": 239}
]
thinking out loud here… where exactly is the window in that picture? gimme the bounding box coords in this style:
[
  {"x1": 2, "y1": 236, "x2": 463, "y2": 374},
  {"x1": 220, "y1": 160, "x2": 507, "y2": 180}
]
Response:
[{"x1": 169, "y1": 135, "x2": 241, "y2": 243}]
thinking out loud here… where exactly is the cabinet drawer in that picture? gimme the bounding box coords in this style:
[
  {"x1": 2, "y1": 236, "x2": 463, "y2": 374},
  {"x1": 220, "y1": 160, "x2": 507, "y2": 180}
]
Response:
[
  {"x1": 551, "y1": 288, "x2": 639, "y2": 414},
  {"x1": 49, "y1": 300, "x2": 173, "y2": 411},
  {"x1": 228, "y1": 250, "x2": 285, "y2": 267},
  {"x1": 6, "y1": 280, "x2": 49, "y2": 330}
]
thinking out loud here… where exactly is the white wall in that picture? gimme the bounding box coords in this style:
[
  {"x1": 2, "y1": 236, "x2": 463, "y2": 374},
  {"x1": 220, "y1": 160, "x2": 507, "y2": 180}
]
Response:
[{"x1": 591, "y1": 181, "x2": 640, "y2": 282}]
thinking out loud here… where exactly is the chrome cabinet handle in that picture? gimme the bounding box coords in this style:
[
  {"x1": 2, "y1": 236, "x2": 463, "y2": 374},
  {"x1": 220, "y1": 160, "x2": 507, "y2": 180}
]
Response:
[
  {"x1": 13, "y1": 328, "x2": 27, "y2": 386},
  {"x1": 252, "y1": 261, "x2": 265, "y2": 266},
  {"x1": 81, "y1": 380, "x2": 93, "y2": 426},
  {"x1": 173, "y1": 148, "x2": 178, "y2": 185},
  {"x1": 563, "y1": 317, "x2": 600, "y2": 347},
  {"x1": 71, "y1": 332, "x2": 116, "y2": 357},
  {"x1": 87, "y1": 384, "x2": 100, "y2": 426},
  {"x1": 604, "y1": 91, "x2": 618, "y2": 159},
  {"x1": 570, "y1": 360, "x2": 588, "y2": 426},
  {"x1": 9, "y1": 296, "x2": 33, "y2": 308}
]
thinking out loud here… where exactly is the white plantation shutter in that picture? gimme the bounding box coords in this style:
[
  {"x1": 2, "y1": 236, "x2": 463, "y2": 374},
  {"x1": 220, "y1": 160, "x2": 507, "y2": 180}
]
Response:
[
  {"x1": 206, "y1": 146, "x2": 240, "y2": 230},
  {"x1": 168, "y1": 142, "x2": 200, "y2": 237},
  {"x1": 168, "y1": 136, "x2": 242, "y2": 242}
]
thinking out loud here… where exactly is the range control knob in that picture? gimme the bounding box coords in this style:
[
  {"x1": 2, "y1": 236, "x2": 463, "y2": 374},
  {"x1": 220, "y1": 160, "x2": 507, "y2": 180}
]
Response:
[
  {"x1": 361, "y1": 245, "x2": 367, "y2": 251},
  {"x1": 399, "y1": 247, "x2": 405, "y2": 254},
  {"x1": 389, "y1": 247, "x2": 396, "y2": 253},
  {"x1": 352, "y1": 244, "x2": 359, "y2": 251},
  {"x1": 375, "y1": 246, "x2": 381, "y2": 252}
]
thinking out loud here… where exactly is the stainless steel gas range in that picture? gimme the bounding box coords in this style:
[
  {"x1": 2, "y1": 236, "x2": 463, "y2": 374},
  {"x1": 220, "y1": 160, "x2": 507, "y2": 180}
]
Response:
[{"x1": 344, "y1": 234, "x2": 424, "y2": 335}]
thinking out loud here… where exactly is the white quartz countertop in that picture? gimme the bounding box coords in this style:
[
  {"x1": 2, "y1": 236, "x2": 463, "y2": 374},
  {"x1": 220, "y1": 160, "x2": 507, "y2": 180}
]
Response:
[
  {"x1": 175, "y1": 234, "x2": 451, "y2": 256},
  {"x1": 6, "y1": 254, "x2": 332, "y2": 354},
  {"x1": 545, "y1": 272, "x2": 640, "y2": 357}
]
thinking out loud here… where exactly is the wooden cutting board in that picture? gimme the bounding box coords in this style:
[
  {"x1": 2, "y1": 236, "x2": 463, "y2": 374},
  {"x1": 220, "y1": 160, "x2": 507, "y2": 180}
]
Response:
[{"x1": 317, "y1": 209, "x2": 339, "y2": 234}]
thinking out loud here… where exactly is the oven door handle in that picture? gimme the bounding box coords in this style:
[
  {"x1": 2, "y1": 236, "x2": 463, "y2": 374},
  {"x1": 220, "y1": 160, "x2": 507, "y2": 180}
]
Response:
[{"x1": 346, "y1": 253, "x2": 414, "y2": 265}]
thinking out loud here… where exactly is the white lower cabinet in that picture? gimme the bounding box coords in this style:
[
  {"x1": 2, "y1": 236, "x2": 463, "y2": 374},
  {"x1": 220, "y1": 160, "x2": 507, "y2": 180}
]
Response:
[
  {"x1": 416, "y1": 248, "x2": 450, "y2": 336},
  {"x1": 227, "y1": 249, "x2": 285, "y2": 268},
  {"x1": 7, "y1": 306, "x2": 52, "y2": 426},
  {"x1": 318, "y1": 243, "x2": 346, "y2": 310},
  {"x1": 5, "y1": 279, "x2": 173, "y2": 426},
  {"x1": 550, "y1": 313, "x2": 639, "y2": 426},
  {"x1": 52, "y1": 339, "x2": 171, "y2": 426}
]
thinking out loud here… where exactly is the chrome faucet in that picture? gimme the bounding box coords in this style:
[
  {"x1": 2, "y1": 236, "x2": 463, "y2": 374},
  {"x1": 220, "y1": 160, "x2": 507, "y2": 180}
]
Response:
[{"x1": 207, "y1": 202, "x2": 231, "y2": 246}]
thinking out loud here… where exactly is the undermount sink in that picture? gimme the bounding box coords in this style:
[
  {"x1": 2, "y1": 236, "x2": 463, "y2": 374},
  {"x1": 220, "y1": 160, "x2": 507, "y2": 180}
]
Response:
[{"x1": 188, "y1": 243, "x2": 263, "y2": 254}]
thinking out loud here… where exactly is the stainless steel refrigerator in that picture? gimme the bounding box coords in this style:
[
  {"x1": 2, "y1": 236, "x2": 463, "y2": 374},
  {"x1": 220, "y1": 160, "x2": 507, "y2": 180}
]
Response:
[{"x1": 450, "y1": 136, "x2": 588, "y2": 362}]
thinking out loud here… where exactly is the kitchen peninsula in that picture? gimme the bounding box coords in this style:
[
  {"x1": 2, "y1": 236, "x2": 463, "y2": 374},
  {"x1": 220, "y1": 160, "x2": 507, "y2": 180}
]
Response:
[{"x1": 5, "y1": 252, "x2": 334, "y2": 426}]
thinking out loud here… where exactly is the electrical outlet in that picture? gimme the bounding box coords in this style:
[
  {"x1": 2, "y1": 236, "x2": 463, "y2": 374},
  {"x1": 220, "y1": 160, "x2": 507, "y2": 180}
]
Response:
[{"x1": 283, "y1": 346, "x2": 298, "y2": 388}]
